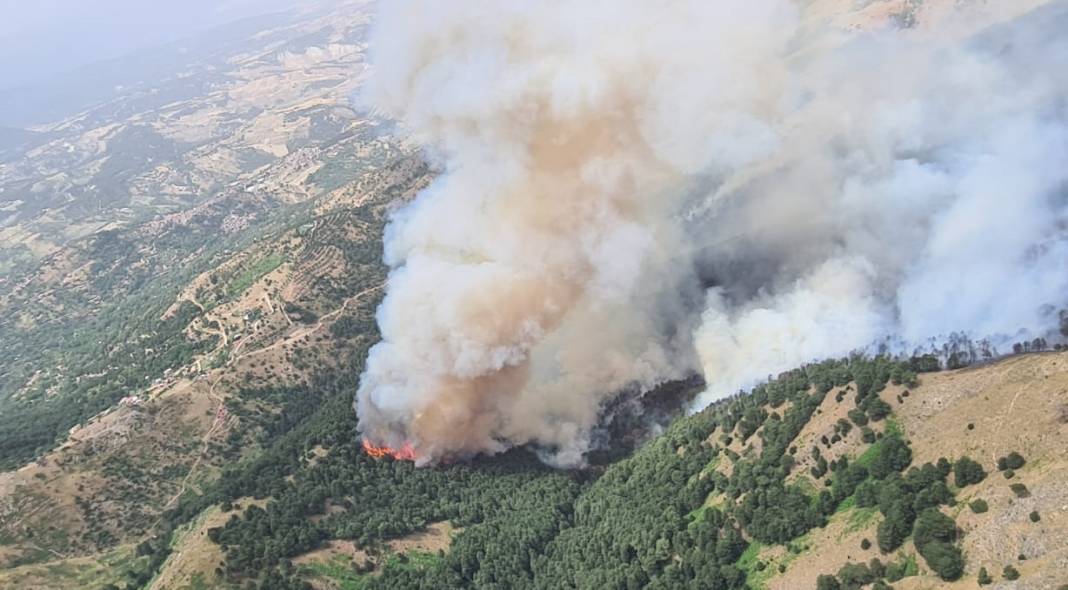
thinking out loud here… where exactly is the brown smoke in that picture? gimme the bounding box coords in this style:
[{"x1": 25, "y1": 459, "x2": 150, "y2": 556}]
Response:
[{"x1": 357, "y1": 0, "x2": 1068, "y2": 465}]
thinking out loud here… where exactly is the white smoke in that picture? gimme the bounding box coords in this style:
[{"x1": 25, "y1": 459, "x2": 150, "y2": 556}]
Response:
[{"x1": 356, "y1": 0, "x2": 1068, "y2": 465}]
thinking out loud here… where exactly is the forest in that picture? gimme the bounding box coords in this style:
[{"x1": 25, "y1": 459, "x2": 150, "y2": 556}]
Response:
[
  {"x1": 120, "y1": 334, "x2": 1013, "y2": 590},
  {"x1": 25, "y1": 156, "x2": 1034, "y2": 590}
]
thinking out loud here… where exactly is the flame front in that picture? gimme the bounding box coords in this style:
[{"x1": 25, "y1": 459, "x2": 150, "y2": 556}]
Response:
[{"x1": 362, "y1": 439, "x2": 417, "y2": 461}]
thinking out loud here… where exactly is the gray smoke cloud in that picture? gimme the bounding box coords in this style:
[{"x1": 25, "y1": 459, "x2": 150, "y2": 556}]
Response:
[{"x1": 356, "y1": 0, "x2": 1068, "y2": 465}]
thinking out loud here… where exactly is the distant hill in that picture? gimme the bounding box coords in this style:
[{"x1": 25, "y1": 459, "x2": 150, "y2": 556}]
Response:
[
  {"x1": 0, "y1": 10, "x2": 297, "y2": 129},
  {"x1": 0, "y1": 126, "x2": 44, "y2": 159}
]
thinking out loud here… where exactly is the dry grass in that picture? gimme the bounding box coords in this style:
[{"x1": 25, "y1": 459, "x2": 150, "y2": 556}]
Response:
[
  {"x1": 0, "y1": 544, "x2": 138, "y2": 590},
  {"x1": 149, "y1": 498, "x2": 265, "y2": 590},
  {"x1": 759, "y1": 352, "x2": 1068, "y2": 590},
  {"x1": 386, "y1": 522, "x2": 457, "y2": 555}
]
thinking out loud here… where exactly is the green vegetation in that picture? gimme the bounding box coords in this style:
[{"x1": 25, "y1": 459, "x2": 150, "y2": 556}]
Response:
[
  {"x1": 913, "y1": 509, "x2": 963, "y2": 580},
  {"x1": 226, "y1": 253, "x2": 285, "y2": 298},
  {"x1": 953, "y1": 456, "x2": 987, "y2": 487},
  {"x1": 816, "y1": 574, "x2": 841, "y2": 590},
  {"x1": 969, "y1": 499, "x2": 989, "y2": 514},
  {"x1": 997, "y1": 452, "x2": 1026, "y2": 471},
  {"x1": 188, "y1": 355, "x2": 967, "y2": 589},
  {"x1": 300, "y1": 555, "x2": 370, "y2": 590},
  {"x1": 0, "y1": 299, "x2": 216, "y2": 471},
  {"x1": 5, "y1": 139, "x2": 1007, "y2": 589}
]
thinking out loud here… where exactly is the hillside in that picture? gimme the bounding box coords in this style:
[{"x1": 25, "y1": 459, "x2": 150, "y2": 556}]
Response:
[
  {"x1": 183, "y1": 353, "x2": 1068, "y2": 590},
  {"x1": 5, "y1": 335, "x2": 1066, "y2": 588},
  {"x1": 1, "y1": 1, "x2": 1067, "y2": 589},
  {"x1": 0, "y1": 0, "x2": 401, "y2": 473}
]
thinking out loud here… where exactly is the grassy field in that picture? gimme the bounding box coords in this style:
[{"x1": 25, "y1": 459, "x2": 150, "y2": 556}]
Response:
[{"x1": 226, "y1": 253, "x2": 285, "y2": 298}]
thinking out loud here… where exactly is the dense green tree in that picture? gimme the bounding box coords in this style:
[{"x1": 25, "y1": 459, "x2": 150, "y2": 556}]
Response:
[
  {"x1": 997, "y1": 452, "x2": 1026, "y2": 471},
  {"x1": 913, "y1": 508, "x2": 957, "y2": 548},
  {"x1": 914, "y1": 509, "x2": 962, "y2": 581},
  {"x1": 869, "y1": 435, "x2": 912, "y2": 480},
  {"x1": 877, "y1": 503, "x2": 913, "y2": 553},
  {"x1": 855, "y1": 481, "x2": 878, "y2": 508},
  {"x1": 837, "y1": 562, "x2": 876, "y2": 589},
  {"x1": 953, "y1": 456, "x2": 986, "y2": 487},
  {"x1": 919, "y1": 541, "x2": 963, "y2": 581},
  {"x1": 816, "y1": 574, "x2": 842, "y2": 590}
]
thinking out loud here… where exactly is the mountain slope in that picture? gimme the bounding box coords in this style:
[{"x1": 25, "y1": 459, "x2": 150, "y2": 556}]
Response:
[
  {"x1": 1, "y1": 2, "x2": 1066, "y2": 589},
  {"x1": 137, "y1": 352, "x2": 1068, "y2": 590}
]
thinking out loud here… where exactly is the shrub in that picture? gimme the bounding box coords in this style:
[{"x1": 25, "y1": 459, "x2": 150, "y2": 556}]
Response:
[
  {"x1": 837, "y1": 418, "x2": 853, "y2": 435},
  {"x1": 866, "y1": 397, "x2": 893, "y2": 421},
  {"x1": 1003, "y1": 565, "x2": 1020, "y2": 581},
  {"x1": 911, "y1": 481, "x2": 953, "y2": 512},
  {"x1": 914, "y1": 509, "x2": 963, "y2": 580},
  {"x1": 848, "y1": 408, "x2": 869, "y2": 427},
  {"x1": 969, "y1": 499, "x2": 989, "y2": 514},
  {"x1": 1010, "y1": 483, "x2": 1030, "y2": 498},
  {"x1": 913, "y1": 508, "x2": 957, "y2": 548},
  {"x1": 869, "y1": 435, "x2": 913, "y2": 480},
  {"x1": 861, "y1": 427, "x2": 876, "y2": 444},
  {"x1": 884, "y1": 557, "x2": 911, "y2": 582},
  {"x1": 868, "y1": 558, "x2": 885, "y2": 579},
  {"x1": 812, "y1": 455, "x2": 829, "y2": 479},
  {"x1": 877, "y1": 503, "x2": 913, "y2": 553},
  {"x1": 855, "y1": 481, "x2": 878, "y2": 508},
  {"x1": 997, "y1": 452, "x2": 1026, "y2": 471},
  {"x1": 1003, "y1": 469, "x2": 1015, "y2": 479},
  {"x1": 977, "y1": 566, "x2": 992, "y2": 585},
  {"x1": 1029, "y1": 510, "x2": 1041, "y2": 523},
  {"x1": 838, "y1": 562, "x2": 876, "y2": 588},
  {"x1": 1006, "y1": 452, "x2": 1026, "y2": 469},
  {"x1": 861, "y1": 538, "x2": 872, "y2": 550},
  {"x1": 920, "y1": 541, "x2": 964, "y2": 581},
  {"x1": 953, "y1": 456, "x2": 987, "y2": 487},
  {"x1": 816, "y1": 574, "x2": 841, "y2": 590}
]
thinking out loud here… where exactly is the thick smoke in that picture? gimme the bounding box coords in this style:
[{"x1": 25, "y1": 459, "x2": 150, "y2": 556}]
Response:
[{"x1": 356, "y1": 0, "x2": 1068, "y2": 465}]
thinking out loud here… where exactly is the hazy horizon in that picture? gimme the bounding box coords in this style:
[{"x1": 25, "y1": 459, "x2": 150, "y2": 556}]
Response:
[{"x1": 0, "y1": 0, "x2": 298, "y2": 93}]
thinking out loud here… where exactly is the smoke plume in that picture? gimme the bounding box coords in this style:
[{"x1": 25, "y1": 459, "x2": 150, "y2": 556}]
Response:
[{"x1": 356, "y1": 0, "x2": 1068, "y2": 465}]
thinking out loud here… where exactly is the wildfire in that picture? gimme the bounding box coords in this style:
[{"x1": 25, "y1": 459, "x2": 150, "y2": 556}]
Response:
[{"x1": 362, "y1": 439, "x2": 417, "y2": 461}]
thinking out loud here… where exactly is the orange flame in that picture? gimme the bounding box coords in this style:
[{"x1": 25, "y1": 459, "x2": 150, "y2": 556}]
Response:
[{"x1": 362, "y1": 439, "x2": 417, "y2": 461}]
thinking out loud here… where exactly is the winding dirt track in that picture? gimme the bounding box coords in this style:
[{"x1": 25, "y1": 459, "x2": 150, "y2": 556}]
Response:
[{"x1": 159, "y1": 282, "x2": 385, "y2": 513}]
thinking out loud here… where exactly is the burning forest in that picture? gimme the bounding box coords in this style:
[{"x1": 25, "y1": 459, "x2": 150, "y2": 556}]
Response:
[
  {"x1": 362, "y1": 439, "x2": 418, "y2": 462},
  {"x1": 355, "y1": 0, "x2": 1068, "y2": 467}
]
